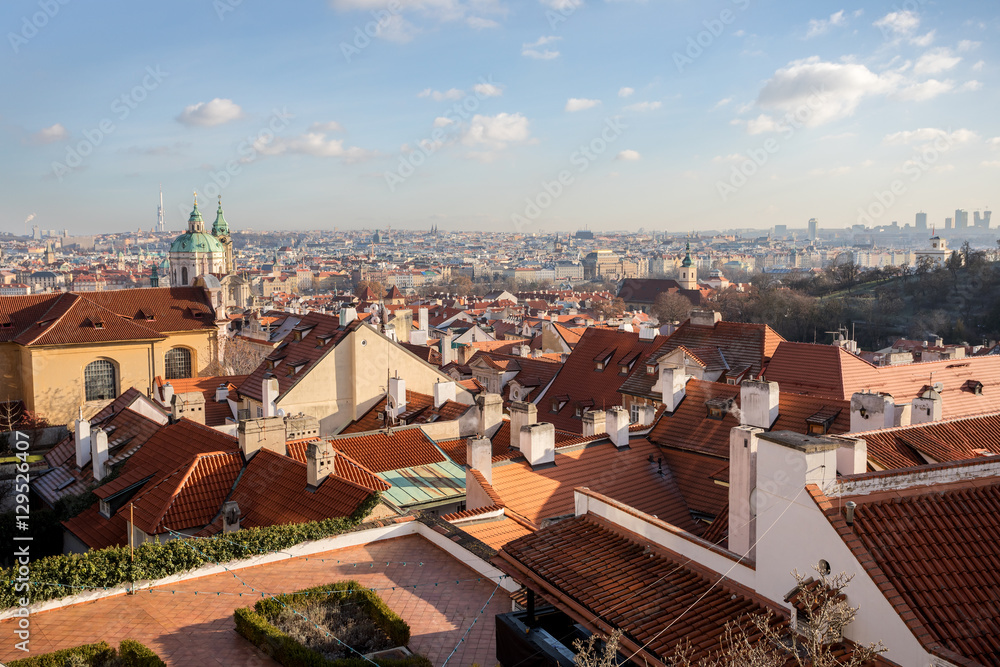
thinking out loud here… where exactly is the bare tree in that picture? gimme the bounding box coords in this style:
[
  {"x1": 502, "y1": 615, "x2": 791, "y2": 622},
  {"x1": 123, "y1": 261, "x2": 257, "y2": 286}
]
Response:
[
  {"x1": 201, "y1": 337, "x2": 268, "y2": 376},
  {"x1": 573, "y1": 629, "x2": 622, "y2": 667},
  {"x1": 653, "y1": 291, "x2": 695, "y2": 324}
]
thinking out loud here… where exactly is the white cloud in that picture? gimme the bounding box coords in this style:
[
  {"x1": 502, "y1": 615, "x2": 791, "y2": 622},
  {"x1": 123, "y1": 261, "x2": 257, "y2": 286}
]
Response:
[
  {"x1": 418, "y1": 87, "x2": 464, "y2": 101},
  {"x1": 522, "y1": 35, "x2": 560, "y2": 59},
  {"x1": 309, "y1": 121, "x2": 344, "y2": 133},
  {"x1": 618, "y1": 87, "x2": 635, "y2": 98},
  {"x1": 252, "y1": 131, "x2": 373, "y2": 162},
  {"x1": 565, "y1": 98, "x2": 601, "y2": 112},
  {"x1": 33, "y1": 123, "x2": 68, "y2": 143},
  {"x1": 882, "y1": 127, "x2": 978, "y2": 147},
  {"x1": 910, "y1": 30, "x2": 935, "y2": 47},
  {"x1": 177, "y1": 98, "x2": 243, "y2": 127},
  {"x1": 624, "y1": 101, "x2": 661, "y2": 112},
  {"x1": 473, "y1": 82, "x2": 503, "y2": 97},
  {"x1": 958, "y1": 40, "x2": 981, "y2": 52},
  {"x1": 874, "y1": 10, "x2": 920, "y2": 37},
  {"x1": 894, "y1": 78, "x2": 955, "y2": 101},
  {"x1": 982, "y1": 160, "x2": 1000, "y2": 168},
  {"x1": 987, "y1": 137, "x2": 1000, "y2": 150},
  {"x1": 432, "y1": 116, "x2": 454, "y2": 127},
  {"x1": 805, "y1": 10, "x2": 847, "y2": 39},
  {"x1": 713, "y1": 97, "x2": 733, "y2": 110},
  {"x1": 375, "y1": 14, "x2": 419, "y2": 42},
  {"x1": 914, "y1": 48, "x2": 961, "y2": 75},
  {"x1": 466, "y1": 16, "x2": 499, "y2": 29},
  {"x1": 616, "y1": 149, "x2": 641, "y2": 161},
  {"x1": 462, "y1": 112, "x2": 531, "y2": 150},
  {"x1": 972, "y1": 60, "x2": 985, "y2": 72},
  {"x1": 959, "y1": 80, "x2": 982, "y2": 92}
]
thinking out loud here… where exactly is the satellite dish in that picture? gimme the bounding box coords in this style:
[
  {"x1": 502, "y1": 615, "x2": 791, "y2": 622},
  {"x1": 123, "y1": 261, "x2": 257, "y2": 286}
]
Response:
[
  {"x1": 276, "y1": 408, "x2": 285, "y2": 417},
  {"x1": 932, "y1": 382, "x2": 944, "y2": 393}
]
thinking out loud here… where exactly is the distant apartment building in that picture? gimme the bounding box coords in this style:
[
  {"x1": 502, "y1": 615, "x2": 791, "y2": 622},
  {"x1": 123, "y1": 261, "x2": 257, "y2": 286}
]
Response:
[
  {"x1": 975, "y1": 210, "x2": 992, "y2": 229},
  {"x1": 915, "y1": 211, "x2": 927, "y2": 230},
  {"x1": 0, "y1": 283, "x2": 31, "y2": 296},
  {"x1": 553, "y1": 261, "x2": 584, "y2": 281},
  {"x1": 955, "y1": 208, "x2": 969, "y2": 229},
  {"x1": 807, "y1": 217, "x2": 818, "y2": 241}
]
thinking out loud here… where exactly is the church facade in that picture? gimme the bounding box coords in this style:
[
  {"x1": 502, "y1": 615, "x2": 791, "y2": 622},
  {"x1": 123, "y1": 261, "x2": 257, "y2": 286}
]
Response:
[{"x1": 168, "y1": 194, "x2": 233, "y2": 287}]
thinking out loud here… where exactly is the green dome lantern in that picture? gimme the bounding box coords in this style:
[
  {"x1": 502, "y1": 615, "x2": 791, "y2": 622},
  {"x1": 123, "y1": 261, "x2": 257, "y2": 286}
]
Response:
[
  {"x1": 681, "y1": 242, "x2": 693, "y2": 268},
  {"x1": 212, "y1": 195, "x2": 230, "y2": 237}
]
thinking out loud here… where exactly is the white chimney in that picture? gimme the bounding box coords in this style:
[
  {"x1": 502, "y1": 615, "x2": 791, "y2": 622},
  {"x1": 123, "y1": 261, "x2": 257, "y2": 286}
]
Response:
[
  {"x1": 531, "y1": 349, "x2": 543, "y2": 358},
  {"x1": 582, "y1": 409, "x2": 606, "y2": 437},
  {"x1": 262, "y1": 374, "x2": 279, "y2": 418},
  {"x1": 728, "y1": 425, "x2": 762, "y2": 558},
  {"x1": 638, "y1": 403, "x2": 656, "y2": 426},
  {"x1": 75, "y1": 412, "x2": 92, "y2": 469},
  {"x1": 477, "y1": 393, "x2": 503, "y2": 437},
  {"x1": 306, "y1": 440, "x2": 337, "y2": 489},
  {"x1": 339, "y1": 307, "x2": 357, "y2": 328},
  {"x1": 835, "y1": 435, "x2": 868, "y2": 476},
  {"x1": 239, "y1": 416, "x2": 286, "y2": 459},
  {"x1": 410, "y1": 329, "x2": 429, "y2": 346},
  {"x1": 433, "y1": 380, "x2": 456, "y2": 408},
  {"x1": 509, "y1": 401, "x2": 537, "y2": 443},
  {"x1": 520, "y1": 422, "x2": 555, "y2": 468},
  {"x1": 518, "y1": 344, "x2": 530, "y2": 358},
  {"x1": 418, "y1": 307, "x2": 429, "y2": 332},
  {"x1": 849, "y1": 392, "x2": 895, "y2": 432},
  {"x1": 441, "y1": 332, "x2": 455, "y2": 366},
  {"x1": 658, "y1": 366, "x2": 687, "y2": 413},
  {"x1": 639, "y1": 326, "x2": 656, "y2": 341},
  {"x1": 388, "y1": 376, "x2": 406, "y2": 416},
  {"x1": 911, "y1": 392, "x2": 943, "y2": 425},
  {"x1": 690, "y1": 310, "x2": 722, "y2": 327},
  {"x1": 606, "y1": 406, "x2": 630, "y2": 448},
  {"x1": 160, "y1": 382, "x2": 174, "y2": 407},
  {"x1": 215, "y1": 383, "x2": 229, "y2": 402},
  {"x1": 91, "y1": 428, "x2": 109, "y2": 481},
  {"x1": 740, "y1": 379, "x2": 779, "y2": 430},
  {"x1": 466, "y1": 436, "x2": 493, "y2": 484}
]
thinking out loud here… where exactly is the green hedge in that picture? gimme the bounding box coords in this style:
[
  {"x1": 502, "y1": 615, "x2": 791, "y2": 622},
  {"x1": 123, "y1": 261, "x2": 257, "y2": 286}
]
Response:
[
  {"x1": 0, "y1": 493, "x2": 381, "y2": 610},
  {"x1": 5, "y1": 639, "x2": 165, "y2": 666},
  {"x1": 234, "y1": 580, "x2": 432, "y2": 667}
]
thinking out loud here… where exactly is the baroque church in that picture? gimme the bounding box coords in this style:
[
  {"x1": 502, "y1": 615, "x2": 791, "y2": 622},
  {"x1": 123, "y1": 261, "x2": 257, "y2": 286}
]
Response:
[{"x1": 163, "y1": 193, "x2": 251, "y2": 313}]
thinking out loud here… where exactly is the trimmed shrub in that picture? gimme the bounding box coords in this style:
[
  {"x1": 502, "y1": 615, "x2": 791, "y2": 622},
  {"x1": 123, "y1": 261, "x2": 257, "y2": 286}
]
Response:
[
  {"x1": 4, "y1": 639, "x2": 165, "y2": 666},
  {"x1": 0, "y1": 493, "x2": 381, "y2": 609}
]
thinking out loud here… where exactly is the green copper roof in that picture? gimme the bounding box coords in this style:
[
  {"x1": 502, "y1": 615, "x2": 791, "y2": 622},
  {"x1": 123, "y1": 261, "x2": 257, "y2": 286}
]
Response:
[
  {"x1": 169, "y1": 231, "x2": 225, "y2": 254},
  {"x1": 189, "y1": 201, "x2": 203, "y2": 224},
  {"x1": 681, "y1": 242, "x2": 693, "y2": 268},
  {"x1": 212, "y1": 202, "x2": 230, "y2": 237}
]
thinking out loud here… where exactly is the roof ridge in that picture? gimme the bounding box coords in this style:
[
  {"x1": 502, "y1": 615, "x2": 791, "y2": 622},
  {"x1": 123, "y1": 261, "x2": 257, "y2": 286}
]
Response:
[{"x1": 17, "y1": 292, "x2": 78, "y2": 345}]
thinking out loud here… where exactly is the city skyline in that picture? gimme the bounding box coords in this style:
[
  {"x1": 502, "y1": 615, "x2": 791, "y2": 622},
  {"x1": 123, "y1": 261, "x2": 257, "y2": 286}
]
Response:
[{"x1": 2, "y1": 0, "x2": 999, "y2": 234}]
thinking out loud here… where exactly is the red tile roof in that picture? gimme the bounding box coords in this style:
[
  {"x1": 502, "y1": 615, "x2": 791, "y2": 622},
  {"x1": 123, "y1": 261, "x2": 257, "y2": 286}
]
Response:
[
  {"x1": 436, "y1": 419, "x2": 595, "y2": 466},
  {"x1": 458, "y1": 516, "x2": 533, "y2": 550},
  {"x1": 288, "y1": 426, "x2": 445, "y2": 474},
  {"x1": 154, "y1": 375, "x2": 246, "y2": 427},
  {"x1": 339, "y1": 389, "x2": 471, "y2": 434},
  {"x1": 538, "y1": 327, "x2": 667, "y2": 433},
  {"x1": 0, "y1": 288, "x2": 218, "y2": 346},
  {"x1": 856, "y1": 412, "x2": 1000, "y2": 470}
]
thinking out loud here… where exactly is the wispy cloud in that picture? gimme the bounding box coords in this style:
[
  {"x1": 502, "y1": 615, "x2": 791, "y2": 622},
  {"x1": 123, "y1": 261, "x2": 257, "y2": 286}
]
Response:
[
  {"x1": 177, "y1": 98, "x2": 243, "y2": 127},
  {"x1": 32, "y1": 123, "x2": 69, "y2": 144},
  {"x1": 522, "y1": 35, "x2": 560, "y2": 59},
  {"x1": 565, "y1": 98, "x2": 601, "y2": 112},
  {"x1": 805, "y1": 10, "x2": 847, "y2": 39}
]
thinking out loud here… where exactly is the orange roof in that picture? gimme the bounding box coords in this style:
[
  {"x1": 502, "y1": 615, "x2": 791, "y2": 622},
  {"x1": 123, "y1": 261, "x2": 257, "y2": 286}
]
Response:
[
  {"x1": 458, "y1": 516, "x2": 533, "y2": 550},
  {"x1": 856, "y1": 412, "x2": 1000, "y2": 470},
  {"x1": 155, "y1": 375, "x2": 247, "y2": 427},
  {"x1": 289, "y1": 426, "x2": 445, "y2": 474},
  {"x1": 339, "y1": 389, "x2": 471, "y2": 434}
]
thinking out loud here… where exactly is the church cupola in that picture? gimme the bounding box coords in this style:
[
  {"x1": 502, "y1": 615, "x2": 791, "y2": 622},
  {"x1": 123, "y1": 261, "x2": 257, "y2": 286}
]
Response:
[
  {"x1": 212, "y1": 196, "x2": 230, "y2": 237},
  {"x1": 188, "y1": 192, "x2": 206, "y2": 232},
  {"x1": 678, "y1": 242, "x2": 697, "y2": 290}
]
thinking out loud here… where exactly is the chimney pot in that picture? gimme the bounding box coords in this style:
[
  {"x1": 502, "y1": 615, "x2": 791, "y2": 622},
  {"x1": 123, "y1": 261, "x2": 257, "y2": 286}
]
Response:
[{"x1": 845, "y1": 501, "x2": 857, "y2": 526}]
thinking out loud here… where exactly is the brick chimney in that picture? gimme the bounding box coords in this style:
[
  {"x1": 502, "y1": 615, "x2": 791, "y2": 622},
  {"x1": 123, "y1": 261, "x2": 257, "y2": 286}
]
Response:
[
  {"x1": 171, "y1": 392, "x2": 206, "y2": 425},
  {"x1": 306, "y1": 440, "x2": 337, "y2": 489},
  {"x1": 74, "y1": 411, "x2": 91, "y2": 469},
  {"x1": 91, "y1": 428, "x2": 109, "y2": 481},
  {"x1": 740, "y1": 379, "x2": 779, "y2": 430},
  {"x1": 519, "y1": 422, "x2": 555, "y2": 468},
  {"x1": 509, "y1": 400, "x2": 537, "y2": 444},
  {"x1": 606, "y1": 406, "x2": 630, "y2": 448},
  {"x1": 477, "y1": 393, "x2": 503, "y2": 437},
  {"x1": 582, "y1": 409, "x2": 606, "y2": 437},
  {"x1": 238, "y1": 416, "x2": 286, "y2": 459}
]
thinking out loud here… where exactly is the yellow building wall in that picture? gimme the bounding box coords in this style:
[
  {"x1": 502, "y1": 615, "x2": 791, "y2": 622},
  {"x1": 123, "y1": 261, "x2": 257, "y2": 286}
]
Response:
[{"x1": 0, "y1": 344, "x2": 24, "y2": 404}]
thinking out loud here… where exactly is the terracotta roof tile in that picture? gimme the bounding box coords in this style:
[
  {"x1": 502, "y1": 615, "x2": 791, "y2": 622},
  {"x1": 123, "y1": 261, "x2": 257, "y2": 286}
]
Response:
[
  {"x1": 288, "y1": 426, "x2": 445, "y2": 473},
  {"x1": 458, "y1": 516, "x2": 533, "y2": 550},
  {"x1": 857, "y1": 412, "x2": 1000, "y2": 471},
  {"x1": 339, "y1": 389, "x2": 470, "y2": 434}
]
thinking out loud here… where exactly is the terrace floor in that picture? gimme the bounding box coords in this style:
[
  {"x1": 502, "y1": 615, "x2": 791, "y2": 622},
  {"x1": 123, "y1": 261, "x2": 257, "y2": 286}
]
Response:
[{"x1": 0, "y1": 535, "x2": 507, "y2": 666}]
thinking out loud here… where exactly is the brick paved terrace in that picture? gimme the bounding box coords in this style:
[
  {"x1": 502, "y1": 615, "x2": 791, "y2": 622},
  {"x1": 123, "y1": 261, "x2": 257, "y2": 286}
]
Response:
[{"x1": 0, "y1": 535, "x2": 507, "y2": 666}]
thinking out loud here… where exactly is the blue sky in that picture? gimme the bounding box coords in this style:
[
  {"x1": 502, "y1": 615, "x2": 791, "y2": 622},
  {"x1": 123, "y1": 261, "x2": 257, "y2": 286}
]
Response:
[{"x1": 2, "y1": 0, "x2": 998, "y2": 234}]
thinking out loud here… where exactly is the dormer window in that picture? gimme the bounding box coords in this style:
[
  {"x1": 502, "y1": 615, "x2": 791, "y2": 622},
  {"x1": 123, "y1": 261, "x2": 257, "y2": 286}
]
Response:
[
  {"x1": 806, "y1": 407, "x2": 841, "y2": 435},
  {"x1": 647, "y1": 365, "x2": 656, "y2": 375}
]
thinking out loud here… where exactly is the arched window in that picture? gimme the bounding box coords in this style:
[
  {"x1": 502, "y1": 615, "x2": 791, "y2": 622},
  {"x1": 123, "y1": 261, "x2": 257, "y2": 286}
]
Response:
[
  {"x1": 181, "y1": 266, "x2": 189, "y2": 285},
  {"x1": 165, "y1": 347, "x2": 192, "y2": 379},
  {"x1": 84, "y1": 360, "x2": 117, "y2": 402}
]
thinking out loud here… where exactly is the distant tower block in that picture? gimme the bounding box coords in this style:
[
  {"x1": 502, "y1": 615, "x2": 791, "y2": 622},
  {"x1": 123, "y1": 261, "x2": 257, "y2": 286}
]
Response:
[
  {"x1": 808, "y1": 217, "x2": 818, "y2": 241},
  {"x1": 915, "y1": 212, "x2": 927, "y2": 230}
]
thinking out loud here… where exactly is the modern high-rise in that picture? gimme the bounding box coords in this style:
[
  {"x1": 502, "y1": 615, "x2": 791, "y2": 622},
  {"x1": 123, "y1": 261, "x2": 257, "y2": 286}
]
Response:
[
  {"x1": 915, "y1": 212, "x2": 927, "y2": 230},
  {"x1": 945, "y1": 217, "x2": 953, "y2": 229},
  {"x1": 975, "y1": 210, "x2": 992, "y2": 229},
  {"x1": 807, "y1": 218, "x2": 818, "y2": 241},
  {"x1": 955, "y1": 209, "x2": 969, "y2": 229}
]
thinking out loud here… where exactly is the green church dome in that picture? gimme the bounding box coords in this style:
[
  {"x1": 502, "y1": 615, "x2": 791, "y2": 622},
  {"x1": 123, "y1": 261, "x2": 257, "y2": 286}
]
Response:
[
  {"x1": 212, "y1": 197, "x2": 230, "y2": 237},
  {"x1": 170, "y1": 231, "x2": 225, "y2": 254}
]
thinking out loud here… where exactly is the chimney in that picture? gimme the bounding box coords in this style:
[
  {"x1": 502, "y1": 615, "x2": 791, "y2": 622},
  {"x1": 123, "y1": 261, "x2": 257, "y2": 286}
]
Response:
[
  {"x1": 690, "y1": 310, "x2": 722, "y2": 327},
  {"x1": 844, "y1": 501, "x2": 857, "y2": 526},
  {"x1": 849, "y1": 392, "x2": 895, "y2": 432},
  {"x1": 835, "y1": 435, "x2": 868, "y2": 476},
  {"x1": 238, "y1": 416, "x2": 287, "y2": 459},
  {"x1": 441, "y1": 332, "x2": 455, "y2": 366},
  {"x1": 171, "y1": 392, "x2": 206, "y2": 425},
  {"x1": 215, "y1": 383, "x2": 230, "y2": 402},
  {"x1": 222, "y1": 501, "x2": 241, "y2": 533},
  {"x1": 728, "y1": 425, "x2": 762, "y2": 558},
  {"x1": 465, "y1": 436, "x2": 493, "y2": 484},
  {"x1": 410, "y1": 329, "x2": 428, "y2": 345},
  {"x1": 639, "y1": 326, "x2": 656, "y2": 341},
  {"x1": 638, "y1": 403, "x2": 656, "y2": 426},
  {"x1": 283, "y1": 413, "x2": 319, "y2": 441},
  {"x1": 509, "y1": 401, "x2": 537, "y2": 443},
  {"x1": 306, "y1": 439, "x2": 337, "y2": 489},
  {"x1": 433, "y1": 380, "x2": 456, "y2": 408},
  {"x1": 339, "y1": 307, "x2": 357, "y2": 328},
  {"x1": 262, "y1": 374, "x2": 279, "y2": 418},
  {"x1": 518, "y1": 344, "x2": 530, "y2": 358},
  {"x1": 520, "y1": 422, "x2": 555, "y2": 468},
  {"x1": 388, "y1": 375, "x2": 406, "y2": 416},
  {"x1": 911, "y1": 391, "x2": 943, "y2": 425},
  {"x1": 91, "y1": 428, "x2": 109, "y2": 481},
  {"x1": 582, "y1": 409, "x2": 606, "y2": 437},
  {"x1": 75, "y1": 412, "x2": 92, "y2": 469},
  {"x1": 606, "y1": 406, "x2": 630, "y2": 448},
  {"x1": 160, "y1": 382, "x2": 174, "y2": 407},
  {"x1": 418, "y1": 307, "x2": 429, "y2": 332},
  {"x1": 477, "y1": 393, "x2": 503, "y2": 437},
  {"x1": 658, "y1": 365, "x2": 687, "y2": 413},
  {"x1": 740, "y1": 379, "x2": 779, "y2": 429}
]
